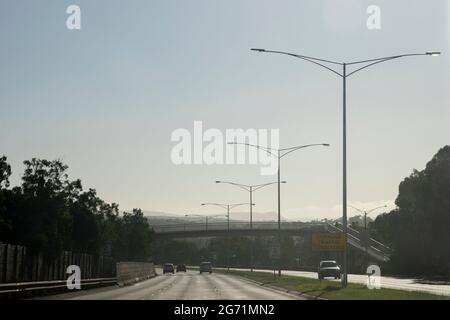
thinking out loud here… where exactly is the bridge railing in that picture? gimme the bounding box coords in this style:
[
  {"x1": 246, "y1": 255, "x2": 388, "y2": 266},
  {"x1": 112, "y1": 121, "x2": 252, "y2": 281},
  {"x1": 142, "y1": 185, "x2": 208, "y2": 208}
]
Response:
[
  {"x1": 327, "y1": 223, "x2": 391, "y2": 258},
  {"x1": 151, "y1": 221, "x2": 327, "y2": 233}
]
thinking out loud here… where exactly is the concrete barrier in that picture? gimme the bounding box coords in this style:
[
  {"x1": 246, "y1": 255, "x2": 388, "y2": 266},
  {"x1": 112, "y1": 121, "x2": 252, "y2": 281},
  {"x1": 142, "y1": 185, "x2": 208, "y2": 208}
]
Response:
[{"x1": 116, "y1": 262, "x2": 155, "y2": 286}]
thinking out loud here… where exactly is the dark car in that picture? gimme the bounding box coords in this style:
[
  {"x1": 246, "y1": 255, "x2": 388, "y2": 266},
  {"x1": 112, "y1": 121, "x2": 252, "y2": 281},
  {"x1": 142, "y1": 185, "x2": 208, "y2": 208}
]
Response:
[
  {"x1": 176, "y1": 264, "x2": 187, "y2": 272},
  {"x1": 199, "y1": 261, "x2": 212, "y2": 274},
  {"x1": 163, "y1": 263, "x2": 175, "y2": 274},
  {"x1": 318, "y1": 260, "x2": 341, "y2": 279}
]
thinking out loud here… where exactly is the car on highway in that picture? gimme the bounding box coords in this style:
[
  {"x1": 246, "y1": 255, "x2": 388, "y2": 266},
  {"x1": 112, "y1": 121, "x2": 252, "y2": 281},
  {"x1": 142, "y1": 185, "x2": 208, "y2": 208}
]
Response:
[
  {"x1": 318, "y1": 260, "x2": 341, "y2": 280},
  {"x1": 163, "y1": 263, "x2": 175, "y2": 274},
  {"x1": 199, "y1": 261, "x2": 212, "y2": 274},
  {"x1": 176, "y1": 264, "x2": 187, "y2": 272}
]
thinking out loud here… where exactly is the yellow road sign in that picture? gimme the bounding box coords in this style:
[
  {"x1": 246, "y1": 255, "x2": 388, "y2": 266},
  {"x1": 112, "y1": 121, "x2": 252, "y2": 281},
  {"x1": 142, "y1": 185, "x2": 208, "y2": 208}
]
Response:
[{"x1": 312, "y1": 233, "x2": 346, "y2": 251}]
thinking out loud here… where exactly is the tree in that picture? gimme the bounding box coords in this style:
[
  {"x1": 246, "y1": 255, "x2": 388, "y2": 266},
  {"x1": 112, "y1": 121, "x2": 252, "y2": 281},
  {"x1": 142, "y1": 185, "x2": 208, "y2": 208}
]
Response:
[
  {"x1": 114, "y1": 209, "x2": 153, "y2": 261},
  {"x1": 151, "y1": 240, "x2": 198, "y2": 265},
  {"x1": 0, "y1": 155, "x2": 11, "y2": 189},
  {"x1": 0, "y1": 156, "x2": 154, "y2": 262},
  {"x1": 69, "y1": 188, "x2": 104, "y2": 254},
  {"x1": 371, "y1": 146, "x2": 450, "y2": 276},
  {"x1": 13, "y1": 159, "x2": 73, "y2": 258},
  {"x1": 0, "y1": 156, "x2": 12, "y2": 237}
]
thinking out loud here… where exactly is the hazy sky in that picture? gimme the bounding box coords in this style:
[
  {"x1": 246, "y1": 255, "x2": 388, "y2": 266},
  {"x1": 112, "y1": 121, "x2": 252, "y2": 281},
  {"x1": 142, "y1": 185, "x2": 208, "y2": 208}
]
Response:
[{"x1": 1, "y1": 0, "x2": 449, "y2": 221}]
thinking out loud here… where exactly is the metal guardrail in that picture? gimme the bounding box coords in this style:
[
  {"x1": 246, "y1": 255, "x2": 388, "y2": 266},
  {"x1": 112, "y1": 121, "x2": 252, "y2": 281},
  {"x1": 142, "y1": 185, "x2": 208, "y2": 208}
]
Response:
[
  {"x1": 0, "y1": 277, "x2": 117, "y2": 297},
  {"x1": 346, "y1": 225, "x2": 391, "y2": 251},
  {"x1": 327, "y1": 223, "x2": 391, "y2": 262},
  {"x1": 330, "y1": 223, "x2": 392, "y2": 252}
]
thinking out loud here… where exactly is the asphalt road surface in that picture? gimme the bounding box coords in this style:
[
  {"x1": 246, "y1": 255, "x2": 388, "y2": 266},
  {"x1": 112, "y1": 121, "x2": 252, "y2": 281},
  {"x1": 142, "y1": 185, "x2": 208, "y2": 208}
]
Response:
[
  {"x1": 38, "y1": 269, "x2": 304, "y2": 300},
  {"x1": 228, "y1": 268, "x2": 450, "y2": 297}
]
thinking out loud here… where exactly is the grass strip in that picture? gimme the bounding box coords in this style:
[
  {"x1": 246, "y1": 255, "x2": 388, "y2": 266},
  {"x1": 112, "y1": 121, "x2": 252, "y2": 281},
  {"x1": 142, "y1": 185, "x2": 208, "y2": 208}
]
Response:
[{"x1": 218, "y1": 270, "x2": 450, "y2": 300}]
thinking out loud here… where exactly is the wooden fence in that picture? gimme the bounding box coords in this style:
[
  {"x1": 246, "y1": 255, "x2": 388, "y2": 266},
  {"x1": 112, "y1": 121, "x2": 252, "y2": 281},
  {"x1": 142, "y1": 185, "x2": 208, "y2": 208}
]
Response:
[{"x1": 0, "y1": 243, "x2": 115, "y2": 283}]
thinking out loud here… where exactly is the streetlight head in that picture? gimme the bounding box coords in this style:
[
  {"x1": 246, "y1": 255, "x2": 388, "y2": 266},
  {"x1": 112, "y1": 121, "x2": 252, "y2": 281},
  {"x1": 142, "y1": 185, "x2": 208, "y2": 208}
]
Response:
[
  {"x1": 426, "y1": 51, "x2": 441, "y2": 57},
  {"x1": 281, "y1": 181, "x2": 287, "y2": 184},
  {"x1": 323, "y1": 143, "x2": 330, "y2": 147},
  {"x1": 215, "y1": 181, "x2": 221, "y2": 183},
  {"x1": 201, "y1": 203, "x2": 205, "y2": 206},
  {"x1": 251, "y1": 48, "x2": 266, "y2": 52}
]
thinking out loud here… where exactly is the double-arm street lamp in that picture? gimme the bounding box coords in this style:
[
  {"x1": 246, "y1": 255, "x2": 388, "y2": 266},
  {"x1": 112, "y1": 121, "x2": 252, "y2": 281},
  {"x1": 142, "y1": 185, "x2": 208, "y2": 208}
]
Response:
[
  {"x1": 348, "y1": 204, "x2": 388, "y2": 233},
  {"x1": 215, "y1": 180, "x2": 286, "y2": 272},
  {"x1": 349, "y1": 204, "x2": 388, "y2": 267},
  {"x1": 250, "y1": 48, "x2": 440, "y2": 287},
  {"x1": 201, "y1": 202, "x2": 255, "y2": 271},
  {"x1": 228, "y1": 142, "x2": 329, "y2": 276}
]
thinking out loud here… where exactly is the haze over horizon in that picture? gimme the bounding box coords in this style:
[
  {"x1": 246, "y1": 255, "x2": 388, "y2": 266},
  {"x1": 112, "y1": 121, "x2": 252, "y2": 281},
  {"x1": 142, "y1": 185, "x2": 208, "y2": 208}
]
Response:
[{"x1": 1, "y1": 0, "x2": 448, "y2": 221}]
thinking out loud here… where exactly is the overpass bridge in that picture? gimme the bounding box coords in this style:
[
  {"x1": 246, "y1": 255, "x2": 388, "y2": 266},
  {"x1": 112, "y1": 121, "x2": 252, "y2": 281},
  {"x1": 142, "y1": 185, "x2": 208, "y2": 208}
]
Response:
[
  {"x1": 152, "y1": 221, "x2": 325, "y2": 238},
  {"x1": 151, "y1": 221, "x2": 391, "y2": 263}
]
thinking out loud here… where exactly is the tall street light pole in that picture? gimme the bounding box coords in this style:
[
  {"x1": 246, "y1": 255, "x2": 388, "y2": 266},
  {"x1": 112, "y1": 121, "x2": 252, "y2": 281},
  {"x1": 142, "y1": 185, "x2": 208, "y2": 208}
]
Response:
[
  {"x1": 201, "y1": 202, "x2": 254, "y2": 271},
  {"x1": 215, "y1": 180, "x2": 285, "y2": 272},
  {"x1": 228, "y1": 142, "x2": 329, "y2": 276},
  {"x1": 250, "y1": 48, "x2": 440, "y2": 287}
]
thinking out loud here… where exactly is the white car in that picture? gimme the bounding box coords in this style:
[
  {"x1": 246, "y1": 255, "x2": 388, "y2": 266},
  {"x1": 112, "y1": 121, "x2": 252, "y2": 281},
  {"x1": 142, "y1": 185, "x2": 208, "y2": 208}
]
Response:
[{"x1": 318, "y1": 260, "x2": 341, "y2": 279}]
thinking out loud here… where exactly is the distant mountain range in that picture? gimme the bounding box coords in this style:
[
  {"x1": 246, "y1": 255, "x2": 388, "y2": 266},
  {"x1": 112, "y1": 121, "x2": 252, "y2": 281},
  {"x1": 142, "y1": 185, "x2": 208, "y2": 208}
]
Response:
[
  {"x1": 140, "y1": 210, "x2": 289, "y2": 222},
  {"x1": 315, "y1": 215, "x2": 374, "y2": 227},
  {"x1": 141, "y1": 211, "x2": 184, "y2": 218}
]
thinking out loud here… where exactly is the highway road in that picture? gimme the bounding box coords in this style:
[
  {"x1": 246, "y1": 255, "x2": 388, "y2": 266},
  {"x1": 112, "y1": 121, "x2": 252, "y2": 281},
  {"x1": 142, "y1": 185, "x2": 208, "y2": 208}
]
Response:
[
  {"x1": 228, "y1": 268, "x2": 450, "y2": 297},
  {"x1": 38, "y1": 269, "x2": 304, "y2": 300}
]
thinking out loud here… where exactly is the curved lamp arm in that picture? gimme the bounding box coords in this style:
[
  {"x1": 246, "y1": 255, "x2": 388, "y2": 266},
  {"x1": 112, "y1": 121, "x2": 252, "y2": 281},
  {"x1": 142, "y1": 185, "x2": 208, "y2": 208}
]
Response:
[
  {"x1": 227, "y1": 141, "x2": 278, "y2": 157},
  {"x1": 280, "y1": 143, "x2": 330, "y2": 158},
  {"x1": 251, "y1": 49, "x2": 441, "y2": 79}
]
